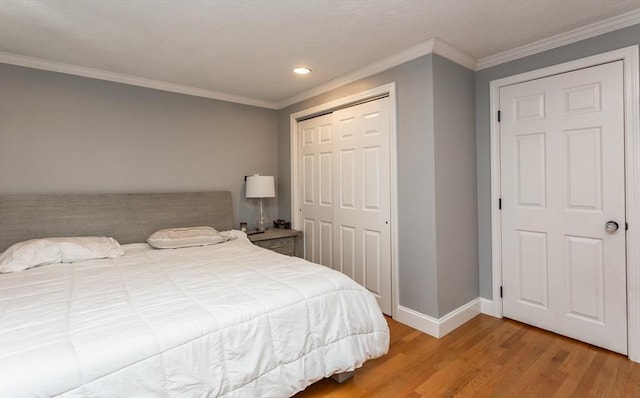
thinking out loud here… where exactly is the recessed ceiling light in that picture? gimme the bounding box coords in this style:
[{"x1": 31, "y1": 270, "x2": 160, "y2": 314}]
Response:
[{"x1": 293, "y1": 67, "x2": 311, "y2": 75}]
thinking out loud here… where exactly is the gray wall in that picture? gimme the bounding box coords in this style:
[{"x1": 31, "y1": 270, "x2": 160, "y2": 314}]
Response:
[
  {"x1": 0, "y1": 63, "x2": 279, "y2": 228},
  {"x1": 278, "y1": 54, "x2": 478, "y2": 318},
  {"x1": 433, "y1": 56, "x2": 478, "y2": 316},
  {"x1": 475, "y1": 24, "x2": 640, "y2": 298}
]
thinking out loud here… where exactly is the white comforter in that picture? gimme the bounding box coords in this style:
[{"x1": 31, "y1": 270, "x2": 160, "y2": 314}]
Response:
[{"x1": 0, "y1": 233, "x2": 389, "y2": 397}]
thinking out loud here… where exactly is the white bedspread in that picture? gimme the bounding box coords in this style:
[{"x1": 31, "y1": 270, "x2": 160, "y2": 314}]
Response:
[{"x1": 0, "y1": 233, "x2": 389, "y2": 397}]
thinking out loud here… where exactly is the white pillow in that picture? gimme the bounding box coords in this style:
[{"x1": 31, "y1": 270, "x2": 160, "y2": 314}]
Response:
[
  {"x1": 147, "y1": 226, "x2": 228, "y2": 249},
  {"x1": 0, "y1": 237, "x2": 124, "y2": 273}
]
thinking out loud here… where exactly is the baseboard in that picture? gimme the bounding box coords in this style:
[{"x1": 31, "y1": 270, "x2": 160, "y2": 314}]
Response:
[
  {"x1": 439, "y1": 299, "x2": 482, "y2": 336},
  {"x1": 395, "y1": 306, "x2": 440, "y2": 337},
  {"x1": 395, "y1": 298, "x2": 481, "y2": 338},
  {"x1": 480, "y1": 298, "x2": 495, "y2": 316}
]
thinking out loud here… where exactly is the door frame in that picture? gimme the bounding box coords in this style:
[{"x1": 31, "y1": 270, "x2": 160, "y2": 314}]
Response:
[
  {"x1": 489, "y1": 45, "x2": 640, "y2": 361},
  {"x1": 289, "y1": 83, "x2": 398, "y2": 318}
]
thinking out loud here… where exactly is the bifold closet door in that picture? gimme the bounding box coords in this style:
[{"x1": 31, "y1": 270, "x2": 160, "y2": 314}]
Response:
[
  {"x1": 298, "y1": 97, "x2": 392, "y2": 315},
  {"x1": 299, "y1": 113, "x2": 335, "y2": 268},
  {"x1": 333, "y1": 98, "x2": 391, "y2": 315}
]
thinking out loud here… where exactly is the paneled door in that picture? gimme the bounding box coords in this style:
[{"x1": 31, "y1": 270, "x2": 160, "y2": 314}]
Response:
[
  {"x1": 500, "y1": 61, "x2": 627, "y2": 354},
  {"x1": 333, "y1": 98, "x2": 391, "y2": 315},
  {"x1": 299, "y1": 97, "x2": 392, "y2": 315},
  {"x1": 299, "y1": 113, "x2": 335, "y2": 267}
]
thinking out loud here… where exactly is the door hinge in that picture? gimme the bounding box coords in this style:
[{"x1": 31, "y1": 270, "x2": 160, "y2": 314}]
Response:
[
  {"x1": 499, "y1": 198, "x2": 502, "y2": 210},
  {"x1": 497, "y1": 110, "x2": 501, "y2": 122},
  {"x1": 500, "y1": 286, "x2": 503, "y2": 298},
  {"x1": 626, "y1": 222, "x2": 629, "y2": 231}
]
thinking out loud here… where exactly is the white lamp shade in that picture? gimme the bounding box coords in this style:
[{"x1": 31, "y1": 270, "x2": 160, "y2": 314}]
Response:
[{"x1": 246, "y1": 175, "x2": 275, "y2": 198}]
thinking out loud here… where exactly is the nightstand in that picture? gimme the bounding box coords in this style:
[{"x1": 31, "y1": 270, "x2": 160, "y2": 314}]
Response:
[{"x1": 248, "y1": 229, "x2": 302, "y2": 257}]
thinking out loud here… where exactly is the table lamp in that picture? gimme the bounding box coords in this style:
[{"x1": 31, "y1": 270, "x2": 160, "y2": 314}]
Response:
[{"x1": 245, "y1": 174, "x2": 275, "y2": 232}]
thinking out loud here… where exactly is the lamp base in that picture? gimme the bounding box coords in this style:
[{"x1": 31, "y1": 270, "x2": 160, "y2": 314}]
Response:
[{"x1": 255, "y1": 197, "x2": 269, "y2": 232}]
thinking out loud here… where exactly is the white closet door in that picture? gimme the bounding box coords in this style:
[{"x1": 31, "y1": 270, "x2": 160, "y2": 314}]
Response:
[
  {"x1": 299, "y1": 113, "x2": 335, "y2": 267},
  {"x1": 500, "y1": 61, "x2": 627, "y2": 354},
  {"x1": 333, "y1": 98, "x2": 392, "y2": 315},
  {"x1": 298, "y1": 97, "x2": 392, "y2": 315}
]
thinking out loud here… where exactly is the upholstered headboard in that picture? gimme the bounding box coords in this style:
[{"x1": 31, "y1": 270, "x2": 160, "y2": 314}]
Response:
[{"x1": 0, "y1": 192, "x2": 234, "y2": 252}]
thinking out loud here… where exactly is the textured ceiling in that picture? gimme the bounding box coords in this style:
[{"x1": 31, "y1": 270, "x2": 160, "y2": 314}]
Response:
[{"x1": 0, "y1": 0, "x2": 638, "y2": 106}]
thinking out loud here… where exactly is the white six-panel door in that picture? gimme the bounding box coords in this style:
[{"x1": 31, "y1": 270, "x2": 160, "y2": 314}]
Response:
[
  {"x1": 333, "y1": 98, "x2": 391, "y2": 314},
  {"x1": 299, "y1": 98, "x2": 392, "y2": 314},
  {"x1": 299, "y1": 113, "x2": 335, "y2": 268},
  {"x1": 500, "y1": 61, "x2": 627, "y2": 354}
]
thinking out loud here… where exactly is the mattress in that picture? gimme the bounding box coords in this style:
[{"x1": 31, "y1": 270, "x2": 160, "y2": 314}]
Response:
[{"x1": 0, "y1": 233, "x2": 389, "y2": 397}]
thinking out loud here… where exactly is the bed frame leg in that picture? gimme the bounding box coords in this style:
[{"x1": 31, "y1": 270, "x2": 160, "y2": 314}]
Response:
[{"x1": 331, "y1": 371, "x2": 354, "y2": 384}]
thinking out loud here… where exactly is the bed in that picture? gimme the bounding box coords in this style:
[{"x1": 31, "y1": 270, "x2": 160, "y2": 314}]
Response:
[{"x1": 0, "y1": 192, "x2": 389, "y2": 397}]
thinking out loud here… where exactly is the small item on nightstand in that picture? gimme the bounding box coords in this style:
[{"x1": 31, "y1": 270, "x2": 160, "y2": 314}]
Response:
[
  {"x1": 273, "y1": 219, "x2": 291, "y2": 229},
  {"x1": 240, "y1": 222, "x2": 247, "y2": 232}
]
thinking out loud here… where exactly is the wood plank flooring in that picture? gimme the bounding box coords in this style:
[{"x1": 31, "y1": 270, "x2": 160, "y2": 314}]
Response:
[{"x1": 294, "y1": 315, "x2": 639, "y2": 397}]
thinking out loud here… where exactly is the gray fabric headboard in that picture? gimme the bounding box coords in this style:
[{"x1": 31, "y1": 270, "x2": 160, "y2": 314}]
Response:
[{"x1": 0, "y1": 192, "x2": 234, "y2": 252}]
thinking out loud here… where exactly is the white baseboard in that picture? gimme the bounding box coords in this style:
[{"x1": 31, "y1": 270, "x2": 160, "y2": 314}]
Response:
[
  {"x1": 395, "y1": 298, "x2": 481, "y2": 338},
  {"x1": 439, "y1": 298, "x2": 482, "y2": 336},
  {"x1": 395, "y1": 306, "x2": 440, "y2": 337},
  {"x1": 480, "y1": 297, "x2": 502, "y2": 318}
]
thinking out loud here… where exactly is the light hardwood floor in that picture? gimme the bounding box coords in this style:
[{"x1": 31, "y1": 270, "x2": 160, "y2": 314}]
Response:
[{"x1": 295, "y1": 315, "x2": 640, "y2": 397}]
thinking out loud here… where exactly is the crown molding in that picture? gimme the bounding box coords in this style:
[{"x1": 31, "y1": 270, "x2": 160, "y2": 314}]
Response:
[
  {"x1": 432, "y1": 38, "x2": 478, "y2": 71},
  {"x1": 477, "y1": 9, "x2": 640, "y2": 70},
  {"x1": 277, "y1": 37, "x2": 476, "y2": 109},
  {"x1": 0, "y1": 51, "x2": 279, "y2": 109},
  {"x1": 2, "y1": 9, "x2": 635, "y2": 110}
]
